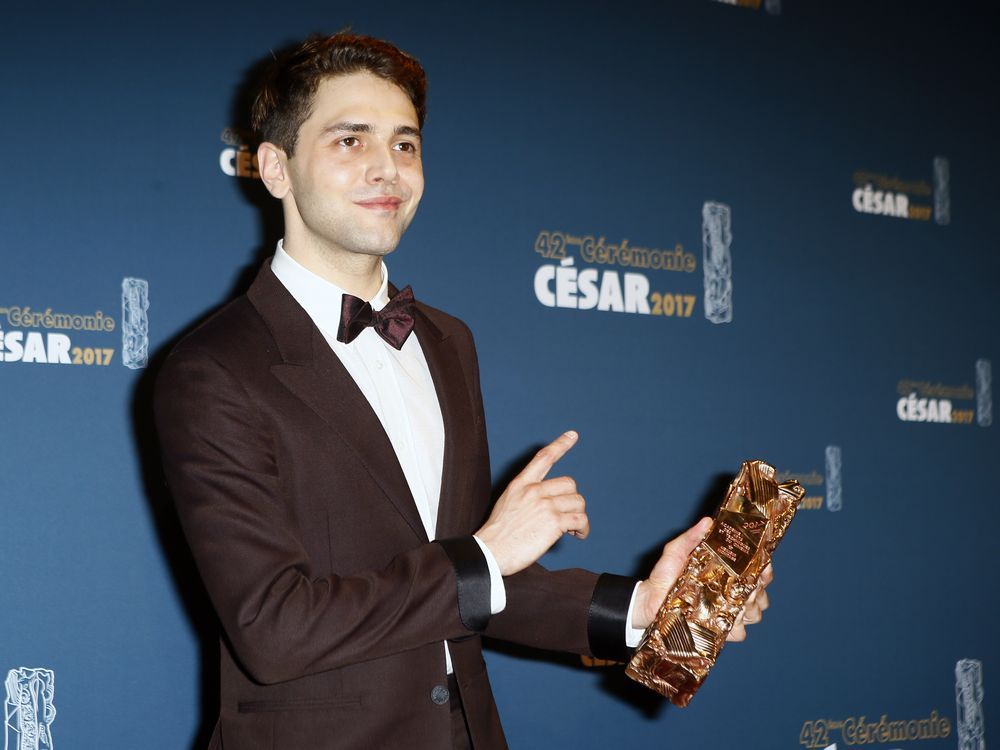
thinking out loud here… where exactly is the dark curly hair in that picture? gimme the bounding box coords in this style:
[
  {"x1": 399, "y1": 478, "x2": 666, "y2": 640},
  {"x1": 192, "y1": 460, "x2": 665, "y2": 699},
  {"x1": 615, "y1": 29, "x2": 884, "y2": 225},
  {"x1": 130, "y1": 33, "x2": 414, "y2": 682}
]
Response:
[{"x1": 251, "y1": 32, "x2": 427, "y2": 156}]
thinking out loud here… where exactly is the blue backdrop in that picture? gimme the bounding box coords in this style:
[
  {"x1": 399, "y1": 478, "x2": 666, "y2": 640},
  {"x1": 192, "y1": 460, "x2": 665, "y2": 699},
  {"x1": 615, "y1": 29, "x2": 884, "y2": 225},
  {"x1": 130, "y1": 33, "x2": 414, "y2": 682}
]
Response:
[{"x1": 1, "y1": 1, "x2": 995, "y2": 748}]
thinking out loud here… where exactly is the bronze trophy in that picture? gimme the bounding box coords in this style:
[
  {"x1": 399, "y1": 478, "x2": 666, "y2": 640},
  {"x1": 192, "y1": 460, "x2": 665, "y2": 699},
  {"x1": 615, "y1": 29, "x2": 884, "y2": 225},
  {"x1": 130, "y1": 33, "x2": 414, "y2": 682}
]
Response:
[{"x1": 626, "y1": 460, "x2": 805, "y2": 706}]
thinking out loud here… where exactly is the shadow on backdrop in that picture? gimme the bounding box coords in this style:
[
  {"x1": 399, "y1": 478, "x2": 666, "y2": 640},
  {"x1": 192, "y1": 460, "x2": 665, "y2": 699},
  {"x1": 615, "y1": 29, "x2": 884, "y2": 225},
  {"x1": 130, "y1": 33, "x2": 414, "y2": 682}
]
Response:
[{"x1": 130, "y1": 45, "x2": 289, "y2": 750}]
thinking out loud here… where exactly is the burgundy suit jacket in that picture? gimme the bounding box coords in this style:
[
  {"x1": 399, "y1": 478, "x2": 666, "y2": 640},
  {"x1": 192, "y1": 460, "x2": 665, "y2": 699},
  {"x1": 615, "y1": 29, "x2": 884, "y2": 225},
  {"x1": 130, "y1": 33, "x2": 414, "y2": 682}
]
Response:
[{"x1": 154, "y1": 262, "x2": 636, "y2": 749}]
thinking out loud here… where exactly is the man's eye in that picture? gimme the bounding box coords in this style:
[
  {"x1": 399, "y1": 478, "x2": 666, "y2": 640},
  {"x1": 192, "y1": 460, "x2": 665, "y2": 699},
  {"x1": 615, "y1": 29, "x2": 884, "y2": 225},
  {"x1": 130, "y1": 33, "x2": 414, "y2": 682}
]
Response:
[
  {"x1": 394, "y1": 141, "x2": 417, "y2": 153},
  {"x1": 339, "y1": 136, "x2": 360, "y2": 147}
]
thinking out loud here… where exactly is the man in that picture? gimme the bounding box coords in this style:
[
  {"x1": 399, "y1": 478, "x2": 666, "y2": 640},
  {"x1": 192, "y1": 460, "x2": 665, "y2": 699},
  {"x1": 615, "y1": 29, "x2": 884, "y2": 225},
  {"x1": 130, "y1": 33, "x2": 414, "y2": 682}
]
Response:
[{"x1": 155, "y1": 32, "x2": 770, "y2": 749}]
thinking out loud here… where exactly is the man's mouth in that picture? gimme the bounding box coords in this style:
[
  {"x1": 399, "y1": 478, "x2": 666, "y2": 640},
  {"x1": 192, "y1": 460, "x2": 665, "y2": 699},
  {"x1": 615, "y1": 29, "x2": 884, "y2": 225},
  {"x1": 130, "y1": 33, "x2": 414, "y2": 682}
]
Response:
[{"x1": 355, "y1": 196, "x2": 404, "y2": 211}]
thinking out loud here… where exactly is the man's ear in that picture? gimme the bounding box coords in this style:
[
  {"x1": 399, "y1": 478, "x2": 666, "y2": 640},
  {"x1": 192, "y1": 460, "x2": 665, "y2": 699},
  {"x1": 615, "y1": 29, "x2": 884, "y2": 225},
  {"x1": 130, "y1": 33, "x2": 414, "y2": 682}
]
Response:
[{"x1": 258, "y1": 142, "x2": 291, "y2": 199}]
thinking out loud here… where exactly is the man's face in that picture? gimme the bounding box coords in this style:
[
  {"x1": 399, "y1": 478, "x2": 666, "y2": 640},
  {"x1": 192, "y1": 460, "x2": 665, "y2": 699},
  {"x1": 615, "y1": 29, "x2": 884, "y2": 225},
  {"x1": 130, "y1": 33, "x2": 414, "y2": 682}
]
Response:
[{"x1": 281, "y1": 71, "x2": 424, "y2": 261}]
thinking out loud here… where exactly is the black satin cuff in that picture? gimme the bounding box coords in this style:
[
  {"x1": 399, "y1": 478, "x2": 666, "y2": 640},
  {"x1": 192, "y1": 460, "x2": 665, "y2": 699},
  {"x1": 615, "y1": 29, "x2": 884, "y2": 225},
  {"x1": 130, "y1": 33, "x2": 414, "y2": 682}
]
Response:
[
  {"x1": 587, "y1": 573, "x2": 639, "y2": 662},
  {"x1": 435, "y1": 536, "x2": 491, "y2": 632}
]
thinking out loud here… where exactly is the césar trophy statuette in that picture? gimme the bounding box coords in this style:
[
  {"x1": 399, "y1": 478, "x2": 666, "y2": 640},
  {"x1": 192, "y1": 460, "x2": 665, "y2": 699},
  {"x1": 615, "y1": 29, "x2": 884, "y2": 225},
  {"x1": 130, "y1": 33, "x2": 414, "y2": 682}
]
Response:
[{"x1": 625, "y1": 460, "x2": 805, "y2": 706}]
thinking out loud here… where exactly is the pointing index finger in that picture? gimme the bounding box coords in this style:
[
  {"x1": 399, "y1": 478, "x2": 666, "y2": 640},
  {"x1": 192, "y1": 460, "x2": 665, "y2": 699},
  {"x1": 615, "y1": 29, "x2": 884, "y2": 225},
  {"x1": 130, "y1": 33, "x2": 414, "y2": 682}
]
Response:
[{"x1": 519, "y1": 430, "x2": 579, "y2": 483}]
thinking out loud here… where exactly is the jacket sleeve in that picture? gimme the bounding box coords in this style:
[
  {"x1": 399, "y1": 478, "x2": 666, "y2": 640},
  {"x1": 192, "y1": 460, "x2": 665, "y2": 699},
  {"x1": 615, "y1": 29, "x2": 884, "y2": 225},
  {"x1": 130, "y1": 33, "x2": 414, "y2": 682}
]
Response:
[
  {"x1": 484, "y1": 565, "x2": 639, "y2": 663},
  {"x1": 154, "y1": 344, "x2": 488, "y2": 685}
]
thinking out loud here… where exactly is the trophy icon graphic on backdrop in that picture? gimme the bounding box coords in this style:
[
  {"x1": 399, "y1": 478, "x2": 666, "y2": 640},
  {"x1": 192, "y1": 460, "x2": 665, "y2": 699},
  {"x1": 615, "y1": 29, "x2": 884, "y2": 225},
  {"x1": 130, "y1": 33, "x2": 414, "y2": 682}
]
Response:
[
  {"x1": 702, "y1": 201, "x2": 733, "y2": 324},
  {"x1": 825, "y1": 445, "x2": 843, "y2": 512},
  {"x1": 122, "y1": 277, "x2": 149, "y2": 370},
  {"x1": 4, "y1": 668, "x2": 55, "y2": 750},
  {"x1": 975, "y1": 359, "x2": 992, "y2": 428},
  {"x1": 955, "y1": 659, "x2": 986, "y2": 750},
  {"x1": 933, "y1": 156, "x2": 950, "y2": 226}
]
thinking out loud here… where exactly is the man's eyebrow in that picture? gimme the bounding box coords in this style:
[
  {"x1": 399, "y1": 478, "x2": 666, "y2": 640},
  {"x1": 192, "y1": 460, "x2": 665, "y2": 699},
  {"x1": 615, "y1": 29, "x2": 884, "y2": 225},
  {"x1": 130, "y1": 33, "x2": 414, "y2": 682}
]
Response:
[
  {"x1": 394, "y1": 125, "x2": 422, "y2": 140},
  {"x1": 321, "y1": 123, "x2": 422, "y2": 140},
  {"x1": 323, "y1": 122, "x2": 373, "y2": 135}
]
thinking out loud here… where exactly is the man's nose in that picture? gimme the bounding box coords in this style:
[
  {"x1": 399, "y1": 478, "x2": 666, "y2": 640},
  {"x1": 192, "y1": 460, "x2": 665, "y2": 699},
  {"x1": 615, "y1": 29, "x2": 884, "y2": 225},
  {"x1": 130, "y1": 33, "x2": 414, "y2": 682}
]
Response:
[{"x1": 365, "y1": 143, "x2": 399, "y2": 184}]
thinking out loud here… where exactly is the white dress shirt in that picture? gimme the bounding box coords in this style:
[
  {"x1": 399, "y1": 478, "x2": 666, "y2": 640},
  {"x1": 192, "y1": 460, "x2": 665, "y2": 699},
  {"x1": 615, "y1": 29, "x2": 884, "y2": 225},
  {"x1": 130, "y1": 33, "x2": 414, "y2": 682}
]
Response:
[
  {"x1": 271, "y1": 242, "x2": 505, "y2": 673},
  {"x1": 270, "y1": 242, "x2": 644, "y2": 668}
]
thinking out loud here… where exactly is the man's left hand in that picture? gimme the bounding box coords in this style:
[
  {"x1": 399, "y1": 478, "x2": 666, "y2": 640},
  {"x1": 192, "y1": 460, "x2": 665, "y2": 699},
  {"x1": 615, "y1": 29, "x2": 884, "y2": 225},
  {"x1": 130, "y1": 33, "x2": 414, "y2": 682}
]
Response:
[{"x1": 631, "y1": 517, "x2": 774, "y2": 642}]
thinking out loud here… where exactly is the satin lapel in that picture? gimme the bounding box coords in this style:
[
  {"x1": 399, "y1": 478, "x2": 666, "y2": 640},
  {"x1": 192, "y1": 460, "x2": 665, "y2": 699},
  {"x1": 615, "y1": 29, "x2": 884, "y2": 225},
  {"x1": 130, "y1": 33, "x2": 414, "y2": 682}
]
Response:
[
  {"x1": 249, "y1": 263, "x2": 427, "y2": 543},
  {"x1": 414, "y1": 308, "x2": 477, "y2": 540}
]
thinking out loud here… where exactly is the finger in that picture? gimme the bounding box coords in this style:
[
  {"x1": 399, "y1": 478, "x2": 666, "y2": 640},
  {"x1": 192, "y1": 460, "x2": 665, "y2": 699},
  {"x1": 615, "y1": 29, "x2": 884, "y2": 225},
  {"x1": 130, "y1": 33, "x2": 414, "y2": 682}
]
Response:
[
  {"x1": 550, "y1": 494, "x2": 585, "y2": 514},
  {"x1": 538, "y1": 475, "x2": 577, "y2": 496},
  {"x1": 691, "y1": 516, "x2": 713, "y2": 542},
  {"x1": 661, "y1": 517, "x2": 712, "y2": 561},
  {"x1": 760, "y1": 563, "x2": 774, "y2": 587},
  {"x1": 742, "y1": 602, "x2": 762, "y2": 624},
  {"x1": 756, "y1": 589, "x2": 769, "y2": 612},
  {"x1": 666, "y1": 517, "x2": 712, "y2": 554},
  {"x1": 648, "y1": 517, "x2": 714, "y2": 586},
  {"x1": 561, "y1": 512, "x2": 590, "y2": 539},
  {"x1": 728, "y1": 615, "x2": 747, "y2": 642},
  {"x1": 518, "y1": 431, "x2": 579, "y2": 483}
]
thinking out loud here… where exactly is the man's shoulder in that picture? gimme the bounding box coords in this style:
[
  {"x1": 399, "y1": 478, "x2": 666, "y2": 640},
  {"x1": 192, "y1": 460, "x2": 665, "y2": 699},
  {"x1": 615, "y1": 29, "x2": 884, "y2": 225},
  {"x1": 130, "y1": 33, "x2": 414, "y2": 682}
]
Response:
[
  {"x1": 156, "y1": 290, "x2": 283, "y2": 401},
  {"x1": 168, "y1": 294, "x2": 269, "y2": 364},
  {"x1": 414, "y1": 297, "x2": 475, "y2": 345},
  {"x1": 152, "y1": 293, "x2": 274, "y2": 424}
]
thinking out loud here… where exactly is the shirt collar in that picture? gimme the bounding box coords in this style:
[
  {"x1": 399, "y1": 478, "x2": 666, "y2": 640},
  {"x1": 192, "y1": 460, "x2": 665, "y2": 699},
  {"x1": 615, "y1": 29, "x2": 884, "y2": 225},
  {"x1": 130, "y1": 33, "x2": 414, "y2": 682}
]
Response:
[{"x1": 271, "y1": 240, "x2": 391, "y2": 338}]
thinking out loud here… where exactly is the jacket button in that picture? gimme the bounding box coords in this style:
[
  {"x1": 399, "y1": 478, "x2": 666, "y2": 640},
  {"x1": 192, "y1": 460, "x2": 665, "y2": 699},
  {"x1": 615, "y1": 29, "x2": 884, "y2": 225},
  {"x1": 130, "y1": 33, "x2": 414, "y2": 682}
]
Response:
[{"x1": 430, "y1": 685, "x2": 450, "y2": 705}]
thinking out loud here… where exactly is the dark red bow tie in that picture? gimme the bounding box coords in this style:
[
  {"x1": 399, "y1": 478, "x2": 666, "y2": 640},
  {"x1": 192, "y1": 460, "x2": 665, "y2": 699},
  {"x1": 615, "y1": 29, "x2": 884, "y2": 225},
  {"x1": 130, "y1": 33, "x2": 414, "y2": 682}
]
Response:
[{"x1": 336, "y1": 285, "x2": 416, "y2": 350}]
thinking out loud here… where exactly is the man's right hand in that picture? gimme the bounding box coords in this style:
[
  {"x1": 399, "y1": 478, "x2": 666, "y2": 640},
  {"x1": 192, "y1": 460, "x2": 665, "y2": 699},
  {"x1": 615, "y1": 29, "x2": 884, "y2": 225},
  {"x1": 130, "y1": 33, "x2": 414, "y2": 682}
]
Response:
[{"x1": 475, "y1": 431, "x2": 588, "y2": 576}]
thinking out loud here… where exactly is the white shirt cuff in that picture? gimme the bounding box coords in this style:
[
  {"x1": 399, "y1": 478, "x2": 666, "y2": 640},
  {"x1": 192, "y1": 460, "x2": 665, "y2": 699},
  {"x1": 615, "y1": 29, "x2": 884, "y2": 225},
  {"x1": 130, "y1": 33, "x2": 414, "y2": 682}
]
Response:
[
  {"x1": 624, "y1": 582, "x2": 645, "y2": 648},
  {"x1": 472, "y1": 535, "x2": 507, "y2": 614}
]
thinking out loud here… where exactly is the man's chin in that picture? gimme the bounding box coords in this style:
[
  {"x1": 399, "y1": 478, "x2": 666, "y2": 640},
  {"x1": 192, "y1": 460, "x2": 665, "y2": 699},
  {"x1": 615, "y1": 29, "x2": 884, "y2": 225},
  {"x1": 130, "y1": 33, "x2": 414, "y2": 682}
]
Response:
[
  {"x1": 351, "y1": 227, "x2": 408, "y2": 257},
  {"x1": 345, "y1": 238, "x2": 402, "y2": 258},
  {"x1": 310, "y1": 223, "x2": 409, "y2": 259}
]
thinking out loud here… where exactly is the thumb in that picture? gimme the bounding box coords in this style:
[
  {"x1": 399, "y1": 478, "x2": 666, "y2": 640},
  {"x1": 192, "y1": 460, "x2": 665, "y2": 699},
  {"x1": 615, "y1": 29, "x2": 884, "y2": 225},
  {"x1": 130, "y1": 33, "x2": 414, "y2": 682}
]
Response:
[{"x1": 651, "y1": 517, "x2": 712, "y2": 585}]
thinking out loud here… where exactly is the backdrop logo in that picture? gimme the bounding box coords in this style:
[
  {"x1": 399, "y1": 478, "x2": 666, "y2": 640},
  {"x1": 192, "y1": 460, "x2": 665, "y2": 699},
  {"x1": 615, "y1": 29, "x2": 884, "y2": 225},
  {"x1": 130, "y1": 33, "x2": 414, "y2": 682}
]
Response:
[
  {"x1": 798, "y1": 710, "x2": 951, "y2": 747},
  {"x1": 774, "y1": 446, "x2": 842, "y2": 512},
  {"x1": 851, "y1": 157, "x2": 949, "y2": 223},
  {"x1": 533, "y1": 230, "x2": 696, "y2": 317},
  {"x1": 896, "y1": 361, "x2": 990, "y2": 426},
  {"x1": 219, "y1": 127, "x2": 259, "y2": 179},
  {"x1": 955, "y1": 659, "x2": 985, "y2": 750},
  {"x1": 702, "y1": 201, "x2": 733, "y2": 324},
  {"x1": 4, "y1": 667, "x2": 55, "y2": 750},
  {"x1": 531, "y1": 203, "x2": 733, "y2": 321},
  {"x1": 0, "y1": 278, "x2": 147, "y2": 369}
]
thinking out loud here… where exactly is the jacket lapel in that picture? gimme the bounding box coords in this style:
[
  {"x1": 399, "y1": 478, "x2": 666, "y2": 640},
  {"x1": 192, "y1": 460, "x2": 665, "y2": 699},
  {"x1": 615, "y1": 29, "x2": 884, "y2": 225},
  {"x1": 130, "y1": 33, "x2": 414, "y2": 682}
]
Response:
[{"x1": 248, "y1": 262, "x2": 428, "y2": 542}]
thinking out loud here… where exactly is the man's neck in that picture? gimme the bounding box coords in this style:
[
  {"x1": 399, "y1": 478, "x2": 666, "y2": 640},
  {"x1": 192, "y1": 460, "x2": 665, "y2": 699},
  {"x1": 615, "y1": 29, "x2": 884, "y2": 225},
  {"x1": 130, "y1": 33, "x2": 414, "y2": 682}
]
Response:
[{"x1": 282, "y1": 234, "x2": 383, "y2": 300}]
